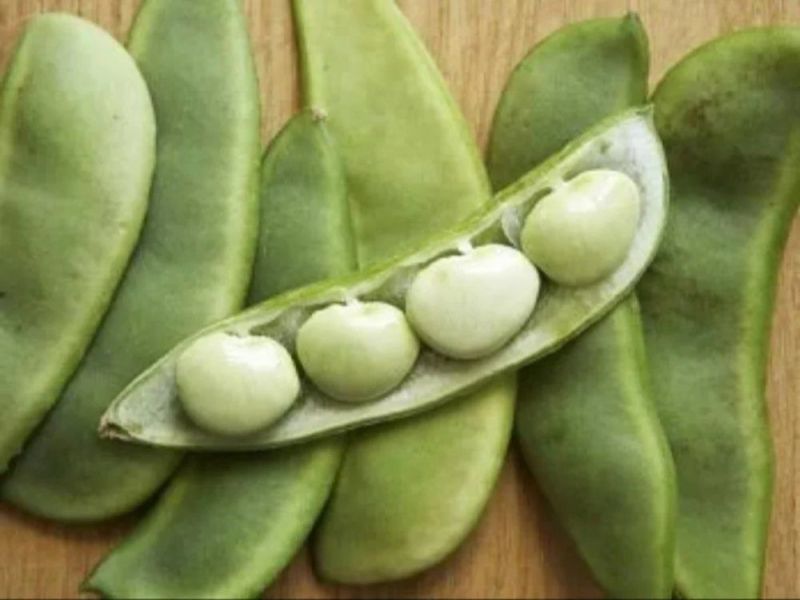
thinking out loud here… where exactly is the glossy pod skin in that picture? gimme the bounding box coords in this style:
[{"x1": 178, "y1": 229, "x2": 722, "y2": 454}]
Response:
[
  {"x1": 100, "y1": 109, "x2": 668, "y2": 451},
  {"x1": 87, "y1": 112, "x2": 351, "y2": 599},
  {"x1": 0, "y1": 15, "x2": 155, "y2": 469},
  {"x1": 488, "y1": 16, "x2": 676, "y2": 598},
  {"x1": 1, "y1": 0, "x2": 261, "y2": 521},
  {"x1": 641, "y1": 28, "x2": 800, "y2": 598}
]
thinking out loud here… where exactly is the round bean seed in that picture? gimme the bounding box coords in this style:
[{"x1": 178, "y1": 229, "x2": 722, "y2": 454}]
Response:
[
  {"x1": 297, "y1": 301, "x2": 419, "y2": 402},
  {"x1": 522, "y1": 169, "x2": 640, "y2": 286},
  {"x1": 406, "y1": 244, "x2": 540, "y2": 360},
  {"x1": 177, "y1": 333, "x2": 299, "y2": 436}
]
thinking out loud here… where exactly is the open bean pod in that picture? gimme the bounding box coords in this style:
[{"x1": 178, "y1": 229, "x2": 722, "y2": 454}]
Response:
[{"x1": 100, "y1": 108, "x2": 668, "y2": 451}]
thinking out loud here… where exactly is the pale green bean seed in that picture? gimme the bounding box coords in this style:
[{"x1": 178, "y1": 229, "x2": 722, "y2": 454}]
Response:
[
  {"x1": 522, "y1": 169, "x2": 640, "y2": 286},
  {"x1": 296, "y1": 302, "x2": 419, "y2": 402},
  {"x1": 405, "y1": 244, "x2": 540, "y2": 360},
  {"x1": 176, "y1": 333, "x2": 299, "y2": 437}
]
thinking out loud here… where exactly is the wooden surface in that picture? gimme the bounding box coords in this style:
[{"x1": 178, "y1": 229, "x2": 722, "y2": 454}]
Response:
[{"x1": 0, "y1": 1, "x2": 799, "y2": 598}]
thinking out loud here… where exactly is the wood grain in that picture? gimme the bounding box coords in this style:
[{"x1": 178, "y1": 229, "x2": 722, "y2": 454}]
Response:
[{"x1": 0, "y1": 1, "x2": 798, "y2": 598}]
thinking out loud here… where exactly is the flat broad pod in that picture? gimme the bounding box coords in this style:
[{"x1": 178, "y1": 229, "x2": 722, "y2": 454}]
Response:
[
  {"x1": 0, "y1": 0, "x2": 261, "y2": 522},
  {"x1": 641, "y1": 26, "x2": 800, "y2": 598},
  {"x1": 488, "y1": 13, "x2": 677, "y2": 600},
  {"x1": 85, "y1": 110, "x2": 353, "y2": 600},
  {"x1": 100, "y1": 108, "x2": 668, "y2": 451},
  {"x1": 0, "y1": 14, "x2": 156, "y2": 469}
]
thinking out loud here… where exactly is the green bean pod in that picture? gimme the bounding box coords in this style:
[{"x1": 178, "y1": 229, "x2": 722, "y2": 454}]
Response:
[
  {"x1": 248, "y1": 111, "x2": 356, "y2": 302},
  {"x1": 101, "y1": 109, "x2": 667, "y2": 452},
  {"x1": 92, "y1": 8, "x2": 665, "y2": 594},
  {"x1": 86, "y1": 112, "x2": 352, "y2": 599},
  {"x1": 517, "y1": 298, "x2": 675, "y2": 598},
  {"x1": 488, "y1": 16, "x2": 676, "y2": 598},
  {"x1": 0, "y1": 15, "x2": 155, "y2": 469},
  {"x1": 488, "y1": 15, "x2": 649, "y2": 191},
  {"x1": 641, "y1": 27, "x2": 800, "y2": 598},
  {"x1": 1, "y1": 0, "x2": 260, "y2": 521},
  {"x1": 293, "y1": 0, "x2": 514, "y2": 583},
  {"x1": 294, "y1": 0, "x2": 490, "y2": 266}
]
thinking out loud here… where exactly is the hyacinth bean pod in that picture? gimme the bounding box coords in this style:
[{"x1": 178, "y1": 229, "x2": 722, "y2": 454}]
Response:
[
  {"x1": 292, "y1": 0, "x2": 516, "y2": 583},
  {"x1": 0, "y1": 14, "x2": 155, "y2": 470},
  {"x1": 642, "y1": 27, "x2": 800, "y2": 598},
  {"x1": 1, "y1": 0, "x2": 261, "y2": 521},
  {"x1": 87, "y1": 111, "x2": 351, "y2": 599},
  {"x1": 101, "y1": 109, "x2": 668, "y2": 453},
  {"x1": 488, "y1": 15, "x2": 676, "y2": 598}
]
